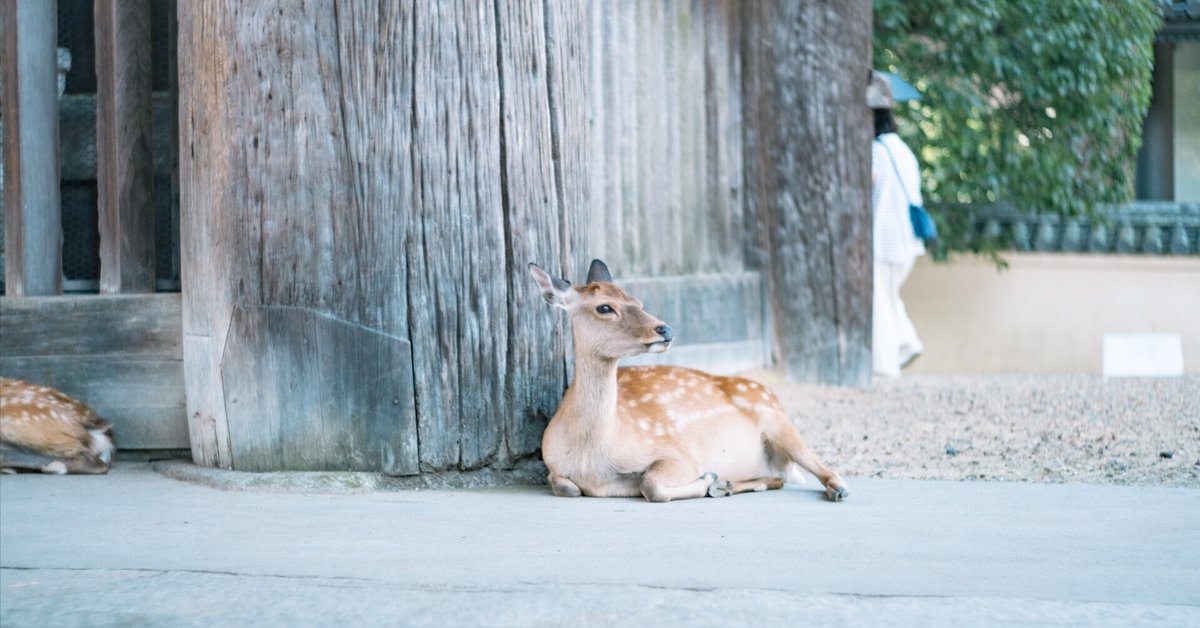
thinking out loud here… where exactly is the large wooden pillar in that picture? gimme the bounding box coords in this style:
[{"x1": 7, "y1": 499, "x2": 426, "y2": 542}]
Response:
[
  {"x1": 2, "y1": 0, "x2": 62, "y2": 296},
  {"x1": 741, "y1": 0, "x2": 874, "y2": 386},
  {"x1": 178, "y1": 1, "x2": 586, "y2": 473}
]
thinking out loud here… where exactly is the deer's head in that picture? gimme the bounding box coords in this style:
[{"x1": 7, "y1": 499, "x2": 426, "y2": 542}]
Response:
[{"x1": 529, "y1": 259, "x2": 673, "y2": 360}]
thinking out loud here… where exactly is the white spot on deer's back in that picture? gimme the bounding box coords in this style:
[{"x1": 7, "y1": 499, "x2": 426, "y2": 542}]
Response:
[
  {"x1": 736, "y1": 383, "x2": 748, "y2": 392},
  {"x1": 637, "y1": 419, "x2": 650, "y2": 431}
]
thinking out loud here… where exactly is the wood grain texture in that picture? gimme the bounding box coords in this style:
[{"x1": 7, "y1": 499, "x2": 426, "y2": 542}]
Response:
[
  {"x1": 582, "y1": 1, "x2": 744, "y2": 279},
  {"x1": 182, "y1": 334, "x2": 229, "y2": 467},
  {"x1": 177, "y1": 0, "x2": 240, "y2": 468},
  {"x1": 543, "y1": 1, "x2": 591, "y2": 279},
  {"x1": 408, "y1": 0, "x2": 507, "y2": 470},
  {"x1": 2, "y1": 0, "x2": 62, "y2": 296},
  {"x1": 741, "y1": 0, "x2": 873, "y2": 386},
  {"x1": 95, "y1": 0, "x2": 156, "y2": 293},
  {"x1": 178, "y1": 1, "x2": 548, "y2": 472},
  {"x1": 220, "y1": 306, "x2": 417, "y2": 474},
  {"x1": 0, "y1": 294, "x2": 187, "y2": 449},
  {"x1": 494, "y1": 0, "x2": 593, "y2": 463},
  {"x1": 0, "y1": 293, "x2": 181, "y2": 357}
]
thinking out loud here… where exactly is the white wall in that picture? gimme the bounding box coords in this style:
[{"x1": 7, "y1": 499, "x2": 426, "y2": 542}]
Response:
[{"x1": 901, "y1": 253, "x2": 1200, "y2": 374}]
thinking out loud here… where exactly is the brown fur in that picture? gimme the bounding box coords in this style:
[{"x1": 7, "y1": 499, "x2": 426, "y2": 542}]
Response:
[
  {"x1": 0, "y1": 378, "x2": 115, "y2": 474},
  {"x1": 530, "y1": 260, "x2": 848, "y2": 503}
]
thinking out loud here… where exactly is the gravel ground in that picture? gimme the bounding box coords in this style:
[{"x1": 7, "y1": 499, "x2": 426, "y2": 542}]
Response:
[{"x1": 751, "y1": 373, "x2": 1200, "y2": 488}]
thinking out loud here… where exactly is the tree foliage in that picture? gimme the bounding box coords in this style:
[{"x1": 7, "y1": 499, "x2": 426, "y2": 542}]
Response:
[{"x1": 873, "y1": 0, "x2": 1161, "y2": 255}]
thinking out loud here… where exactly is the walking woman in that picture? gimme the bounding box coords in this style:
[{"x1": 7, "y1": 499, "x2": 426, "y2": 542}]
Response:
[{"x1": 868, "y1": 71, "x2": 925, "y2": 377}]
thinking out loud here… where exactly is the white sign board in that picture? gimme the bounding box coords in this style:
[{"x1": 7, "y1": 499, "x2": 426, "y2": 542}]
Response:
[{"x1": 1102, "y1": 333, "x2": 1184, "y2": 378}]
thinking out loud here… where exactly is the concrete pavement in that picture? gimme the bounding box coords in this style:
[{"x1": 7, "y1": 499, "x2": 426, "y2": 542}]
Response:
[{"x1": 1, "y1": 462, "x2": 1198, "y2": 626}]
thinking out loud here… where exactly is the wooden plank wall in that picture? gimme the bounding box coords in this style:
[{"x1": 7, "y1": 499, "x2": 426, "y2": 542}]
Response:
[
  {"x1": 585, "y1": 0, "x2": 745, "y2": 279},
  {"x1": 578, "y1": 1, "x2": 759, "y2": 380},
  {"x1": 0, "y1": 294, "x2": 188, "y2": 449}
]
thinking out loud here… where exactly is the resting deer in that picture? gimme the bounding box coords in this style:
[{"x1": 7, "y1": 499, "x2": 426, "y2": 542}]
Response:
[
  {"x1": 530, "y1": 259, "x2": 848, "y2": 502},
  {"x1": 0, "y1": 377, "x2": 116, "y2": 474}
]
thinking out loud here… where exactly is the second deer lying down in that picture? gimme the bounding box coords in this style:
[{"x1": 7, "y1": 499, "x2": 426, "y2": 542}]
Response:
[
  {"x1": 0, "y1": 377, "x2": 116, "y2": 474},
  {"x1": 530, "y1": 259, "x2": 848, "y2": 503}
]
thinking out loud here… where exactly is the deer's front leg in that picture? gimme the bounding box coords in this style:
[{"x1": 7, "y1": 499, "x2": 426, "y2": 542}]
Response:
[{"x1": 548, "y1": 472, "x2": 582, "y2": 497}]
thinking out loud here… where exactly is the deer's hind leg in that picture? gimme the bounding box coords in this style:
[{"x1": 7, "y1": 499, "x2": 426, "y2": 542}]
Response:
[
  {"x1": 763, "y1": 414, "x2": 849, "y2": 502},
  {"x1": 705, "y1": 476, "x2": 786, "y2": 497}
]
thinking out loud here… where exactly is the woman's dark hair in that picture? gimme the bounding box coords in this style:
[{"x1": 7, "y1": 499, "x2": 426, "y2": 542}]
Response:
[{"x1": 874, "y1": 108, "x2": 897, "y2": 137}]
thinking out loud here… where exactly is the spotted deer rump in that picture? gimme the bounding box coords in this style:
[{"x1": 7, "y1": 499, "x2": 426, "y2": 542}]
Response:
[
  {"x1": 613, "y1": 365, "x2": 794, "y2": 479},
  {"x1": 0, "y1": 378, "x2": 116, "y2": 474}
]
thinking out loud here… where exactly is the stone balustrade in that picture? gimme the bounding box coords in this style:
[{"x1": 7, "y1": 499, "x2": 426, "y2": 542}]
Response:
[{"x1": 953, "y1": 202, "x2": 1199, "y2": 255}]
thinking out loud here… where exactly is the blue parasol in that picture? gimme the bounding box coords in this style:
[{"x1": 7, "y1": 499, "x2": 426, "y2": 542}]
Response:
[{"x1": 881, "y1": 71, "x2": 922, "y2": 102}]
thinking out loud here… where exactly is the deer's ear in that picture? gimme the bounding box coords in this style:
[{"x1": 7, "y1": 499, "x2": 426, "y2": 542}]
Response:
[
  {"x1": 529, "y1": 263, "x2": 573, "y2": 309},
  {"x1": 586, "y1": 259, "x2": 612, "y2": 284}
]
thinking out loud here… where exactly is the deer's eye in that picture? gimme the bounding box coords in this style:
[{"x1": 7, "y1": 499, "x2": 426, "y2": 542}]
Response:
[{"x1": 595, "y1": 304, "x2": 614, "y2": 315}]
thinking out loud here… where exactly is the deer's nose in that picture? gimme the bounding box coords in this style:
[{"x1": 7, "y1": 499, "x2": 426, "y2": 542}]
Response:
[{"x1": 655, "y1": 325, "x2": 673, "y2": 342}]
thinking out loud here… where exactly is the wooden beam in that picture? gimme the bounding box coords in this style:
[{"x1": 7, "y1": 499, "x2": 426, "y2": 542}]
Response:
[
  {"x1": 0, "y1": 294, "x2": 188, "y2": 449},
  {"x1": 2, "y1": 0, "x2": 62, "y2": 296},
  {"x1": 95, "y1": 0, "x2": 155, "y2": 293}
]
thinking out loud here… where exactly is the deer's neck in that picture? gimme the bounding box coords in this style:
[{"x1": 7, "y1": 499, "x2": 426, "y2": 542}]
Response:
[{"x1": 560, "y1": 351, "x2": 620, "y2": 435}]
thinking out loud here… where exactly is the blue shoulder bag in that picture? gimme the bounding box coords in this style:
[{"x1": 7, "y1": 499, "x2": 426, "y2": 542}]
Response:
[{"x1": 878, "y1": 139, "x2": 937, "y2": 242}]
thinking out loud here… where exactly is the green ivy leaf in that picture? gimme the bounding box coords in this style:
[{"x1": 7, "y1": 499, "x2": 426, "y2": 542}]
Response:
[{"x1": 873, "y1": 0, "x2": 1159, "y2": 255}]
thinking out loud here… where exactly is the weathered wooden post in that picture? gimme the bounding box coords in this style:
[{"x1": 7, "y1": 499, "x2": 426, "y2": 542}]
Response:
[
  {"x1": 95, "y1": 0, "x2": 156, "y2": 294},
  {"x1": 741, "y1": 0, "x2": 874, "y2": 386},
  {"x1": 177, "y1": 1, "x2": 586, "y2": 473},
  {"x1": 2, "y1": 0, "x2": 62, "y2": 296}
]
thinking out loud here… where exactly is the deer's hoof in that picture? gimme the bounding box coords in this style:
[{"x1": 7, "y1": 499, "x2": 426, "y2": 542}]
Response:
[{"x1": 825, "y1": 485, "x2": 849, "y2": 502}]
